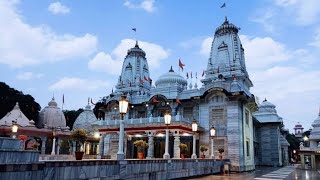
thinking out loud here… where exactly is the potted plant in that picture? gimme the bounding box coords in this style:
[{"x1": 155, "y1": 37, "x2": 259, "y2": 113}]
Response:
[
  {"x1": 179, "y1": 143, "x2": 188, "y2": 159},
  {"x1": 218, "y1": 148, "x2": 224, "y2": 160},
  {"x1": 200, "y1": 145, "x2": 208, "y2": 159},
  {"x1": 71, "y1": 128, "x2": 88, "y2": 160},
  {"x1": 133, "y1": 140, "x2": 148, "y2": 159}
]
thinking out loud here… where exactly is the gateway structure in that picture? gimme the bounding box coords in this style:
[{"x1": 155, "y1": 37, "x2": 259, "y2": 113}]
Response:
[{"x1": 95, "y1": 18, "x2": 288, "y2": 171}]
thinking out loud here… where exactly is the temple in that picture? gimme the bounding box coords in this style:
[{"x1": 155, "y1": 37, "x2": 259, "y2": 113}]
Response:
[{"x1": 94, "y1": 18, "x2": 288, "y2": 171}]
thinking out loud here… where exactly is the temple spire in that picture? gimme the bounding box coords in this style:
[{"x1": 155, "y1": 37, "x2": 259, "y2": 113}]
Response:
[{"x1": 169, "y1": 66, "x2": 174, "y2": 72}]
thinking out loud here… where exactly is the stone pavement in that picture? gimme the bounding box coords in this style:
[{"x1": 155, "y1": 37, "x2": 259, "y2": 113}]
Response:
[{"x1": 189, "y1": 165, "x2": 320, "y2": 180}]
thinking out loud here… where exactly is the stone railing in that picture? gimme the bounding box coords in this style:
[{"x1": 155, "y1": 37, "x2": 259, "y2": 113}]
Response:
[
  {"x1": 299, "y1": 147, "x2": 320, "y2": 152},
  {"x1": 0, "y1": 159, "x2": 228, "y2": 180},
  {"x1": 98, "y1": 115, "x2": 192, "y2": 126}
]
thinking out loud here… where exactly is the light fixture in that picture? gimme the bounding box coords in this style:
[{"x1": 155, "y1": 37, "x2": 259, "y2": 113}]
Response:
[
  {"x1": 303, "y1": 136, "x2": 309, "y2": 141},
  {"x1": 94, "y1": 132, "x2": 100, "y2": 139},
  {"x1": 146, "y1": 104, "x2": 149, "y2": 107},
  {"x1": 192, "y1": 119, "x2": 198, "y2": 132},
  {"x1": 164, "y1": 113, "x2": 171, "y2": 125},
  {"x1": 210, "y1": 125, "x2": 216, "y2": 137},
  {"x1": 119, "y1": 96, "x2": 129, "y2": 114},
  {"x1": 11, "y1": 120, "x2": 18, "y2": 138}
]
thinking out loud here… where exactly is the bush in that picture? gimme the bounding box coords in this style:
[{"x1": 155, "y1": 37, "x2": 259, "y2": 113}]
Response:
[
  {"x1": 179, "y1": 143, "x2": 188, "y2": 154},
  {"x1": 71, "y1": 128, "x2": 88, "y2": 143},
  {"x1": 200, "y1": 145, "x2": 208, "y2": 153},
  {"x1": 133, "y1": 140, "x2": 148, "y2": 153}
]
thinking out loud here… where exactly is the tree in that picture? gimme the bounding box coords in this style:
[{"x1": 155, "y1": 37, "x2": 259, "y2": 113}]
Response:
[
  {"x1": 63, "y1": 109, "x2": 84, "y2": 130},
  {"x1": 93, "y1": 102, "x2": 105, "y2": 120},
  {"x1": 0, "y1": 82, "x2": 41, "y2": 125}
]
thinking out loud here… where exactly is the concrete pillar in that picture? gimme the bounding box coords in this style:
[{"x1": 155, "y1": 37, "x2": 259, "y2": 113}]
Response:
[
  {"x1": 191, "y1": 134, "x2": 197, "y2": 159},
  {"x1": 163, "y1": 128, "x2": 170, "y2": 159},
  {"x1": 300, "y1": 154, "x2": 305, "y2": 169},
  {"x1": 147, "y1": 131, "x2": 155, "y2": 159},
  {"x1": 173, "y1": 130, "x2": 180, "y2": 158},
  {"x1": 117, "y1": 116, "x2": 125, "y2": 160},
  {"x1": 311, "y1": 155, "x2": 316, "y2": 170},
  {"x1": 41, "y1": 137, "x2": 47, "y2": 154},
  {"x1": 56, "y1": 138, "x2": 61, "y2": 155}
]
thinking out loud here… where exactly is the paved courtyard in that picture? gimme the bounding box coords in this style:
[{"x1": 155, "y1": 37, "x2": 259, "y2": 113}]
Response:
[{"x1": 189, "y1": 165, "x2": 320, "y2": 180}]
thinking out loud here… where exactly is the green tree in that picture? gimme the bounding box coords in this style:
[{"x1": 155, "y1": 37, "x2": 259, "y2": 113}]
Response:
[
  {"x1": 63, "y1": 109, "x2": 83, "y2": 130},
  {"x1": 0, "y1": 82, "x2": 41, "y2": 125}
]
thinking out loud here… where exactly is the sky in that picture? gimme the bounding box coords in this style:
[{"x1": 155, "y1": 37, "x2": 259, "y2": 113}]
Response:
[{"x1": 0, "y1": 0, "x2": 319, "y2": 133}]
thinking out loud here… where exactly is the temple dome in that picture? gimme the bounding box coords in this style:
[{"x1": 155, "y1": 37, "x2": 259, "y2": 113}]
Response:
[
  {"x1": 155, "y1": 66, "x2": 187, "y2": 87},
  {"x1": 215, "y1": 17, "x2": 239, "y2": 36},
  {"x1": 73, "y1": 103, "x2": 98, "y2": 135},
  {"x1": 0, "y1": 102, "x2": 34, "y2": 127},
  {"x1": 253, "y1": 99, "x2": 281, "y2": 123},
  {"x1": 38, "y1": 97, "x2": 67, "y2": 130}
]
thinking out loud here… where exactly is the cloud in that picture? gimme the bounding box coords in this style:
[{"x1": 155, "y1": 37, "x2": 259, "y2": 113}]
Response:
[
  {"x1": 49, "y1": 77, "x2": 110, "y2": 91},
  {"x1": 200, "y1": 37, "x2": 212, "y2": 56},
  {"x1": 16, "y1": 72, "x2": 44, "y2": 80},
  {"x1": 124, "y1": 0, "x2": 155, "y2": 13},
  {"x1": 239, "y1": 35, "x2": 291, "y2": 69},
  {"x1": 48, "y1": 2, "x2": 70, "y2": 15},
  {"x1": 0, "y1": 0, "x2": 97, "y2": 68},
  {"x1": 250, "y1": 9, "x2": 276, "y2": 32},
  {"x1": 273, "y1": 0, "x2": 320, "y2": 26},
  {"x1": 309, "y1": 28, "x2": 320, "y2": 48},
  {"x1": 88, "y1": 39, "x2": 169, "y2": 75}
]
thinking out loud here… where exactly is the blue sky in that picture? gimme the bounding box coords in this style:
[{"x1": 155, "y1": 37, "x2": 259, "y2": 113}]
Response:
[{"x1": 0, "y1": 0, "x2": 319, "y2": 133}]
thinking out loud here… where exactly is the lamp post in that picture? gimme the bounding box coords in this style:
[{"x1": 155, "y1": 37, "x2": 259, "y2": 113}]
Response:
[
  {"x1": 163, "y1": 112, "x2": 171, "y2": 159},
  {"x1": 11, "y1": 120, "x2": 18, "y2": 139},
  {"x1": 51, "y1": 127, "x2": 56, "y2": 155},
  {"x1": 303, "y1": 136, "x2": 309, "y2": 147},
  {"x1": 117, "y1": 96, "x2": 128, "y2": 160},
  {"x1": 191, "y1": 119, "x2": 198, "y2": 159},
  {"x1": 210, "y1": 125, "x2": 216, "y2": 159}
]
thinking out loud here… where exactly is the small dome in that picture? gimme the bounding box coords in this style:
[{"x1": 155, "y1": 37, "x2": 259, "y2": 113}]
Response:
[
  {"x1": 73, "y1": 103, "x2": 98, "y2": 135},
  {"x1": 48, "y1": 97, "x2": 58, "y2": 107},
  {"x1": 155, "y1": 66, "x2": 187, "y2": 87},
  {"x1": 215, "y1": 17, "x2": 239, "y2": 36},
  {"x1": 38, "y1": 98, "x2": 67, "y2": 129},
  {"x1": 0, "y1": 102, "x2": 33, "y2": 127},
  {"x1": 260, "y1": 98, "x2": 276, "y2": 108},
  {"x1": 294, "y1": 123, "x2": 303, "y2": 129}
]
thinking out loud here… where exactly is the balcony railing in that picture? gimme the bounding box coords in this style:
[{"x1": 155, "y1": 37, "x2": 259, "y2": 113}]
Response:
[{"x1": 96, "y1": 115, "x2": 192, "y2": 126}]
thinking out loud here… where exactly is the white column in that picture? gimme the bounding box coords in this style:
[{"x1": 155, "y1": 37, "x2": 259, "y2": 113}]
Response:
[
  {"x1": 173, "y1": 133, "x2": 180, "y2": 158},
  {"x1": 163, "y1": 128, "x2": 170, "y2": 159},
  {"x1": 51, "y1": 137, "x2": 56, "y2": 155},
  {"x1": 97, "y1": 134, "x2": 105, "y2": 159},
  {"x1": 191, "y1": 134, "x2": 197, "y2": 159},
  {"x1": 72, "y1": 141, "x2": 76, "y2": 155},
  {"x1": 41, "y1": 138, "x2": 47, "y2": 154},
  {"x1": 147, "y1": 132, "x2": 154, "y2": 159},
  {"x1": 210, "y1": 138, "x2": 214, "y2": 159},
  {"x1": 56, "y1": 138, "x2": 61, "y2": 155},
  {"x1": 117, "y1": 117, "x2": 125, "y2": 160}
]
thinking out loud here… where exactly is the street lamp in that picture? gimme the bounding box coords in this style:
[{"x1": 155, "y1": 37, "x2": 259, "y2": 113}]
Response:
[
  {"x1": 51, "y1": 127, "x2": 56, "y2": 155},
  {"x1": 94, "y1": 132, "x2": 100, "y2": 139},
  {"x1": 11, "y1": 120, "x2": 18, "y2": 139},
  {"x1": 191, "y1": 119, "x2": 198, "y2": 159},
  {"x1": 117, "y1": 96, "x2": 128, "y2": 160},
  {"x1": 163, "y1": 112, "x2": 171, "y2": 159},
  {"x1": 210, "y1": 125, "x2": 216, "y2": 159},
  {"x1": 303, "y1": 136, "x2": 309, "y2": 147}
]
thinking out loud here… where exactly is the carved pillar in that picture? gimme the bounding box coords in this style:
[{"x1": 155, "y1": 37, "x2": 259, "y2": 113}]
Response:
[
  {"x1": 173, "y1": 130, "x2": 180, "y2": 158},
  {"x1": 41, "y1": 137, "x2": 47, "y2": 154},
  {"x1": 146, "y1": 131, "x2": 155, "y2": 159}
]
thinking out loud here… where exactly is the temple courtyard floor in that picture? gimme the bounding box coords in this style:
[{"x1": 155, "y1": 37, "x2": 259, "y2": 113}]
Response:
[{"x1": 190, "y1": 165, "x2": 320, "y2": 180}]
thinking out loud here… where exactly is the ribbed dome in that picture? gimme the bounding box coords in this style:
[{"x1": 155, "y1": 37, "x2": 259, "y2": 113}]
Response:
[
  {"x1": 0, "y1": 102, "x2": 34, "y2": 127},
  {"x1": 38, "y1": 98, "x2": 67, "y2": 129},
  {"x1": 155, "y1": 66, "x2": 187, "y2": 87},
  {"x1": 215, "y1": 17, "x2": 239, "y2": 36},
  {"x1": 73, "y1": 103, "x2": 97, "y2": 134},
  {"x1": 260, "y1": 98, "x2": 276, "y2": 108}
]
